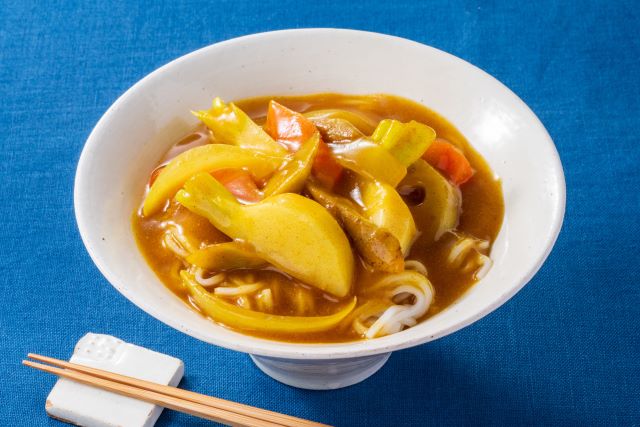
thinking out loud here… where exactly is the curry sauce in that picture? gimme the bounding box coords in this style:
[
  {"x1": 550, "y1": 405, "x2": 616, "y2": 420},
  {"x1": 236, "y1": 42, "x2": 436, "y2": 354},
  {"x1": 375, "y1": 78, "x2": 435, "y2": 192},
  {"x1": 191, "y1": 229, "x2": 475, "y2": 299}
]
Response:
[{"x1": 133, "y1": 94, "x2": 504, "y2": 342}]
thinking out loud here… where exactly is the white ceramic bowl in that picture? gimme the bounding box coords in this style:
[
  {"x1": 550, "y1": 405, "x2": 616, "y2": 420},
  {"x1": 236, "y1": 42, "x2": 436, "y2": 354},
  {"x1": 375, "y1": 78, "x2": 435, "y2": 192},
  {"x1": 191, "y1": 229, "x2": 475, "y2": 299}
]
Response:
[{"x1": 75, "y1": 29, "x2": 565, "y2": 390}]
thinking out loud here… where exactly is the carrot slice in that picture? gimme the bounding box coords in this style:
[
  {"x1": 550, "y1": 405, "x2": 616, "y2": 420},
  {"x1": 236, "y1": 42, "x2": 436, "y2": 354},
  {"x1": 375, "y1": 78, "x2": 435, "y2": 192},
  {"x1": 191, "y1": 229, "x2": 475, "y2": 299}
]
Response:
[
  {"x1": 211, "y1": 169, "x2": 261, "y2": 203},
  {"x1": 265, "y1": 100, "x2": 317, "y2": 151},
  {"x1": 312, "y1": 140, "x2": 344, "y2": 188},
  {"x1": 423, "y1": 138, "x2": 474, "y2": 185},
  {"x1": 265, "y1": 100, "x2": 344, "y2": 188}
]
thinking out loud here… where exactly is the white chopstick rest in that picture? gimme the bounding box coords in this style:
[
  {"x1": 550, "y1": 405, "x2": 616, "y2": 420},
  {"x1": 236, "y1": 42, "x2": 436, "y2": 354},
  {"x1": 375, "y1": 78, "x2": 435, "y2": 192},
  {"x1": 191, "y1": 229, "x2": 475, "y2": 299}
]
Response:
[{"x1": 46, "y1": 333, "x2": 184, "y2": 427}]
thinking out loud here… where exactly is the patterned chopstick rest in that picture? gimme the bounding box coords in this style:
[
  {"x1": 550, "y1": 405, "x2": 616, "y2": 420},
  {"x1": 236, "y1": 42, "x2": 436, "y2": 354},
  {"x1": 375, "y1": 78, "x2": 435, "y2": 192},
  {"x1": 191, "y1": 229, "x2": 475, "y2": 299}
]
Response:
[{"x1": 46, "y1": 333, "x2": 184, "y2": 427}]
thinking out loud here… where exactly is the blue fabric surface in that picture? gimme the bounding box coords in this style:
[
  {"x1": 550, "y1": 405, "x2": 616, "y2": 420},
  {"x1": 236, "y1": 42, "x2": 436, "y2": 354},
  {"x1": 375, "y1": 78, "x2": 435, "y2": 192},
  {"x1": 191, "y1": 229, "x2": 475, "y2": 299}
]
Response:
[{"x1": 1, "y1": 1, "x2": 639, "y2": 426}]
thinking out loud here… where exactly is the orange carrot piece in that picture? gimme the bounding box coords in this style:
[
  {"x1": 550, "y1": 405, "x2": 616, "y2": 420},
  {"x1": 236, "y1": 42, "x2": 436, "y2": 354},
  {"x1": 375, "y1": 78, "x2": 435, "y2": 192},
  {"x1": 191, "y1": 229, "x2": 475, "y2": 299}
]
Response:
[
  {"x1": 423, "y1": 138, "x2": 474, "y2": 185},
  {"x1": 312, "y1": 141, "x2": 344, "y2": 189},
  {"x1": 265, "y1": 101, "x2": 344, "y2": 188},
  {"x1": 265, "y1": 100, "x2": 317, "y2": 151},
  {"x1": 211, "y1": 169, "x2": 262, "y2": 203}
]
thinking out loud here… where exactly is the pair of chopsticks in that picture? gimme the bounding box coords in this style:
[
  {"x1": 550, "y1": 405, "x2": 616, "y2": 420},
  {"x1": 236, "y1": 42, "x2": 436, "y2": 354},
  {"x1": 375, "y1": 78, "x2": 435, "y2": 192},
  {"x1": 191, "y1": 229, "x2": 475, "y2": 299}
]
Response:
[{"x1": 24, "y1": 354, "x2": 330, "y2": 427}]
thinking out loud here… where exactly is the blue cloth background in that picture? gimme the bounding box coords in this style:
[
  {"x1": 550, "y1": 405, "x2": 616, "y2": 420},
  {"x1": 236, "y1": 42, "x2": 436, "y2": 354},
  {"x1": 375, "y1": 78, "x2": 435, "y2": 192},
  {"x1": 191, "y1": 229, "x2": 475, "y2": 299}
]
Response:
[{"x1": 1, "y1": 1, "x2": 638, "y2": 426}]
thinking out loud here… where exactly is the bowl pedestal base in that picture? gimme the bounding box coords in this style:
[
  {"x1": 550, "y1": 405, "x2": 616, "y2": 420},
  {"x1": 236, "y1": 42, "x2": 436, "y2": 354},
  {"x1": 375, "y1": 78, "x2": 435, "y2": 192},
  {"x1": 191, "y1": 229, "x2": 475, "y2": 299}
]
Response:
[{"x1": 250, "y1": 352, "x2": 391, "y2": 390}]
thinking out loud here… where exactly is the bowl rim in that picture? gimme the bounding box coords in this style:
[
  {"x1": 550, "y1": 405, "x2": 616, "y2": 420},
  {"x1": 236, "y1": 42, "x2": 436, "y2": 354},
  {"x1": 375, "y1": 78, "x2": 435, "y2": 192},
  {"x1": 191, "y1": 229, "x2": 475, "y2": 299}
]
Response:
[{"x1": 75, "y1": 28, "x2": 566, "y2": 359}]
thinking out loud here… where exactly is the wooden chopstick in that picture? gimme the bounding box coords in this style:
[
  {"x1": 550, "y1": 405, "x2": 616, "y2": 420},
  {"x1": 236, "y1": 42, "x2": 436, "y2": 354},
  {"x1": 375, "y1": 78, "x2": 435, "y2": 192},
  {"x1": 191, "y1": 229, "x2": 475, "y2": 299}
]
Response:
[
  {"x1": 26, "y1": 354, "x2": 324, "y2": 427},
  {"x1": 24, "y1": 355, "x2": 331, "y2": 427},
  {"x1": 23, "y1": 360, "x2": 283, "y2": 427}
]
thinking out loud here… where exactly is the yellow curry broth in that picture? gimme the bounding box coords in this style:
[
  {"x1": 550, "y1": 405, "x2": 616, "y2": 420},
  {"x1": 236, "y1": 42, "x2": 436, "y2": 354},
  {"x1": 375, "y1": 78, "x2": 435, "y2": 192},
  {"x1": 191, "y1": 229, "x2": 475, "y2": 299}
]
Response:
[{"x1": 132, "y1": 93, "x2": 504, "y2": 343}]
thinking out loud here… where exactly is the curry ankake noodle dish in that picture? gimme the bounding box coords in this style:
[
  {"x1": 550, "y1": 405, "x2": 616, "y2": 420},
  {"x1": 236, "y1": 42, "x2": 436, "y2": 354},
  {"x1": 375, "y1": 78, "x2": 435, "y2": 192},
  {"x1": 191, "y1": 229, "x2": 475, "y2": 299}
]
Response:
[{"x1": 133, "y1": 94, "x2": 504, "y2": 343}]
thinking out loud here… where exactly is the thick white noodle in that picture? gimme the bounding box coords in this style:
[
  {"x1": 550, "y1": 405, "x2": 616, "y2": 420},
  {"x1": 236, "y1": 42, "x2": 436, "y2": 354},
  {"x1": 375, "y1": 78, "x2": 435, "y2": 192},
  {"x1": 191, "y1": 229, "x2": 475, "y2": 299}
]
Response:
[
  {"x1": 231, "y1": 273, "x2": 256, "y2": 285},
  {"x1": 447, "y1": 233, "x2": 493, "y2": 279},
  {"x1": 478, "y1": 240, "x2": 490, "y2": 250},
  {"x1": 255, "y1": 288, "x2": 274, "y2": 312},
  {"x1": 404, "y1": 260, "x2": 428, "y2": 276},
  {"x1": 365, "y1": 305, "x2": 406, "y2": 338},
  {"x1": 194, "y1": 268, "x2": 226, "y2": 287},
  {"x1": 169, "y1": 225, "x2": 197, "y2": 253},
  {"x1": 356, "y1": 271, "x2": 435, "y2": 339},
  {"x1": 474, "y1": 254, "x2": 493, "y2": 280},
  {"x1": 448, "y1": 238, "x2": 476, "y2": 266},
  {"x1": 163, "y1": 226, "x2": 197, "y2": 259},
  {"x1": 353, "y1": 317, "x2": 371, "y2": 336},
  {"x1": 163, "y1": 232, "x2": 190, "y2": 258},
  {"x1": 236, "y1": 295, "x2": 252, "y2": 309},
  {"x1": 365, "y1": 282, "x2": 434, "y2": 339},
  {"x1": 214, "y1": 283, "x2": 262, "y2": 296}
]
